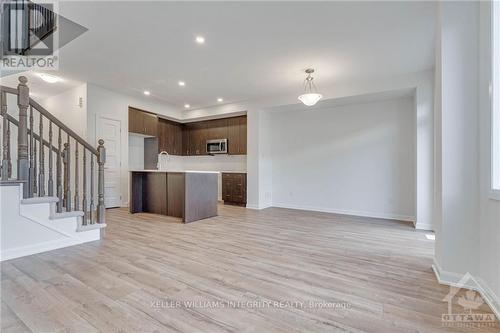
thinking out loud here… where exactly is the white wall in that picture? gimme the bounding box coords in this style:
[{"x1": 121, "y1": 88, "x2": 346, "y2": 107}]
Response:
[
  {"x1": 128, "y1": 134, "x2": 145, "y2": 170},
  {"x1": 183, "y1": 71, "x2": 434, "y2": 226},
  {"x1": 434, "y1": 0, "x2": 480, "y2": 277},
  {"x1": 478, "y1": 1, "x2": 500, "y2": 316},
  {"x1": 433, "y1": 1, "x2": 500, "y2": 318},
  {"x1": 41, "y1": 83, "x2": 88, "y2": 139},
  {"x1": 269, "y1": 97, "x2": 416, "y2": 221},
  {"x1": 86, "y1": 83, "x2": 180, "y2": 207}
]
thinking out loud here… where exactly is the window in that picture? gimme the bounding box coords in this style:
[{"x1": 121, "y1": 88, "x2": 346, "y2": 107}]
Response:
[{"x1": 492, "y1": 1, "x2": 500, "y2": 199}]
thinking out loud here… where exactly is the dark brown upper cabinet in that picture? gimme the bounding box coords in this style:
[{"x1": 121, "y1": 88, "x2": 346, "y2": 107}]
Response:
[
  {"x1": 158, "y1": 119, "x2": 182, "y2": 155},
  {"x1": 133, "y1": 107, "x2": 247, "y2": 157},
  {"x1": 182, "y1": 125, "x2": 190, "y2": 156},
  {"x1": 227, "y1": 116, "x2": 247, "y2": 155},
  {"x1": 128, "y1": 107, "x2": 158, "y2": 136},
  {"x1": 238, "y1": 116, "x2": 247, "y2": 155},
  {"x1": 206, "y1": 118, "x2": 228, "y2": 141},
  {"x1": 188, "y1": 122, "x2": 207, "y2": 156}
]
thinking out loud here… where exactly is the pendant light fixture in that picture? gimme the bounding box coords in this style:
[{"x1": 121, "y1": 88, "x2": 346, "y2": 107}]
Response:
[{"x1": 298, "y1": 68, "x2": 322, "y2": 106}]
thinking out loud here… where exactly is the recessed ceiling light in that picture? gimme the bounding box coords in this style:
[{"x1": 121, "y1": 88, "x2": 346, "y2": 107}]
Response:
[
  {"x1": 143, "y1": 90, "x2": 150, "y2": 96},
  {"x1": 178, "y1": 81, "x2": 186, "y2": 87},
  {"x1": 38, "y1": 73, "x2": 61, "y2": 83},
  {"x1": 184, "y1": 104, "x2": 190, "y2": 109},
  {"x1": 217, "y1": 98, "x2": 223, "y2": 102},
  {"x1": 195, "y1": 36, "x2": 205, "y2": 44}
]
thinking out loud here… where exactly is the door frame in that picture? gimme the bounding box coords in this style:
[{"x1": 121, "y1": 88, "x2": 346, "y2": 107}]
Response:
[{"x1": 96, "y1": 115, "x2": 122, "y2": 208}]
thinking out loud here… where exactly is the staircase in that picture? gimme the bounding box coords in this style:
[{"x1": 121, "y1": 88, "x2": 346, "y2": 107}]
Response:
[{"x1": 0, "y1": 76, "x2": 106, "y2": 261}]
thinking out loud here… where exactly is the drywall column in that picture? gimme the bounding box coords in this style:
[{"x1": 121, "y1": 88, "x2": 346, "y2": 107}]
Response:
[
  {"x1": 434, "y1": 1, "x2": 480, "y2": 276},
  {"x1": 415, "y1": 75, "x2": 435, "y2": 230},
  {"x1": 246, "y1": 108, "x2": 273, "y2": 209},
  {"x1": 258, "y1": 110, "x2": 273, "y2": 208},
  {"x1": 478, "y1": 1, "x2": 500, "y2": 311},
  {"x1": 246, "y1": 109, "x2": 260, "y2": 209}
]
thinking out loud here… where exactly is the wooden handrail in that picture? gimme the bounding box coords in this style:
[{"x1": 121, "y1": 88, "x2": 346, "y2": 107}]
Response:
[
  {"x1": 0, "y1": 85, "x2": 98, "y2": 156},
  {"x1": 1, "y1": 77, "x2": 106, "y2": 224},
  {"x1": 5, "y1": 114, "x2": 60, "y2": 154}
]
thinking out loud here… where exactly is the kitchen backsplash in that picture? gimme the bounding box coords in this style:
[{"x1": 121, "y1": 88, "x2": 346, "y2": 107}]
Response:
[{"x1": 157, "y1": 154, "x2": 247, "y2": 172}]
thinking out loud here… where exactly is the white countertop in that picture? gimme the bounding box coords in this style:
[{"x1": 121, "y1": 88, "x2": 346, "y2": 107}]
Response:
[{"x1": 130, "y1": 169, "x2": 220, "y2": 174}]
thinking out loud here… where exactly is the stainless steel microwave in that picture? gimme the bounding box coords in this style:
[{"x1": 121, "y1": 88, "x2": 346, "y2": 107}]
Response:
[{"x1": 206, "y1": 139, "x2": 228, "y2": 154}]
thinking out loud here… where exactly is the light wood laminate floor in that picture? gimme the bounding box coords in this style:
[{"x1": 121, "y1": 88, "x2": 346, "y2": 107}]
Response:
[{"x1": 1, "y1": 205, "x2": 498, "y2": 332}]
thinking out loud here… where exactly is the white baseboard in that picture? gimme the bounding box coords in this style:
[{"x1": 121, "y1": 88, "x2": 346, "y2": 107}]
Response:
[
  {"x1": 414, "y1": 221, "x2": 434, "y2": 231},
  {"x1": 246, "y1": 203, "x2": 272, "y2": 210},
  {"x1": 271, "y1": 202, "x2": 415, "y2": 222},
  {"x1": 0, "y1": 237, "x2": 97, "y2": 262},
  {"x1": 432, "y1": 258, "x2": 500, "y2": 320}
]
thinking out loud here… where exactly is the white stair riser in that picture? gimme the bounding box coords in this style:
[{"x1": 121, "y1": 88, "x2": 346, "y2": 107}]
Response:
[{"x1": 0, "y1": 184, "x2": 102, "y2": 261}]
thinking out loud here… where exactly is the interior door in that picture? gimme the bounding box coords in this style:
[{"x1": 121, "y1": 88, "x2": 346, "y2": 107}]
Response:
[{"x1": 97, "y1": 117, "x2": 122, "y2": 208}]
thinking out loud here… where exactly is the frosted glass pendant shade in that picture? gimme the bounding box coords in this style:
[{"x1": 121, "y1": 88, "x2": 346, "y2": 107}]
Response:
[{"x1": 298, "y1": 93, "x2": 322, "y2": 106}]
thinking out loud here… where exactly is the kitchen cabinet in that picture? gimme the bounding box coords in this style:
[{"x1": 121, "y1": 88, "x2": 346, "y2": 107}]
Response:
[
  {"x1": 158, "y1": 118, "x2": 182, "y2": 155},
  {"x1": 182, "y1": 117, "x2": 246, "y2": 156},
  {"x1": 222, "y1": 173, "x2": 247, "y2": 205},
  {"x1": 142, "y1": 172, "x2": 167, "y2": 215},
  {"x1": 238, "y1": 116, "x2": 247, "y2": 155},
  {"x1": 135, "y1": 108, "x2": 247, "y2": 157},
  {"x1": 227, "y1": 116, "x2": 246, "y2": 155},
  {"x1": 130, "y1": 171, "x2": 218, "y2": 223},
  {"x1": 128, "y1": 107, "x2": 158, "y2": 136},
  {"x1": 207, "y1": 118, "x2": 228, "y2": 141},
  {"x1": 188, "y1": 122, "x2": 208, "y2": 155},
  {"x1": 182, "y1": 124, "x2": 190, "y2": 155}
]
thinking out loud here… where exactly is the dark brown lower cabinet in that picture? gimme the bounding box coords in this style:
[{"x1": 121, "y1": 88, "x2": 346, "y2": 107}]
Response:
[
  {"x1": 222, "y1": 173, "x2": 247, "y2": 206},
  {"x1": 143, "y1": 173, "x2": 167, "y2": 215},
  {"x1": 130, "y1": 171, "x2": 218, "y2": 223}
]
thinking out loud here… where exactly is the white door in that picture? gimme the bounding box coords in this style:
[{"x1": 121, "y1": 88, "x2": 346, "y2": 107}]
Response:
[{"x1": 97, "y1": 117, "x2": 121, "y2": 208}]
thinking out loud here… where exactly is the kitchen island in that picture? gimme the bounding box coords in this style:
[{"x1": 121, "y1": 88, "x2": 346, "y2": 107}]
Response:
[{"x1": 129, "y1": 170, "x2": 218, "y2": 223}]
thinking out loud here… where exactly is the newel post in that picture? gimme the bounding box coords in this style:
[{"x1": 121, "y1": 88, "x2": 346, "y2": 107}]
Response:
[
  {"x1": 17, "y1": 76, "x2": 29, "y2": 197},
  {"x1": 97, "y1": 139, "x2": 106, "y2": 224}
]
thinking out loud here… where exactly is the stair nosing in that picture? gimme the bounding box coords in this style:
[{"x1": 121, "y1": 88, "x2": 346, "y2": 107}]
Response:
[
  {"x1": 21, "y1": 196, "x2": 59, "y2": 205},
  {"x1": 49, "y1": 211, "x2": 84, "y2": 220},
  {"x1": 77, "y1": 223, "x2": 107, "y2": 232}
]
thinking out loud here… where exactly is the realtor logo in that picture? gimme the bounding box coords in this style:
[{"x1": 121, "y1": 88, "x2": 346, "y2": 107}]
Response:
[
  {"x1": 442, "y1": 272, "x2": 496, "y2": 328},
  {"x1": 1, "y1": 0, "x2": 86, "y2": 70},
  {"x1": 1, "y1": 1, "x2": 56, "y2": 56}
]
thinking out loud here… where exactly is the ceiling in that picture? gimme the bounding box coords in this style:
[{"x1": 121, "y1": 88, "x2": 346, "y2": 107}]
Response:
[
  {"x1": 6, "y1": 1, "x2": 436, "y2": 110},
  {"x1": 0, "y1": 71, "x2": 85, "y2": 100}
]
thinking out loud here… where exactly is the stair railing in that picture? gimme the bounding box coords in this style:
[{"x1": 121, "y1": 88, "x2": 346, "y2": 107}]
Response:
[{"x1": 0, "y1": 76, "x2": 106, "y2": 225}]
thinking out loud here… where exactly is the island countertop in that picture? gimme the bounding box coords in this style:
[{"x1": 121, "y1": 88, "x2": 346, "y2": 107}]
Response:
[
  {"x1": 129, "y1": 169, "x2": 220, "y2": 174},
  {"x1": 130, "y1": 170, "x2": 218, "y2": 223}
]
